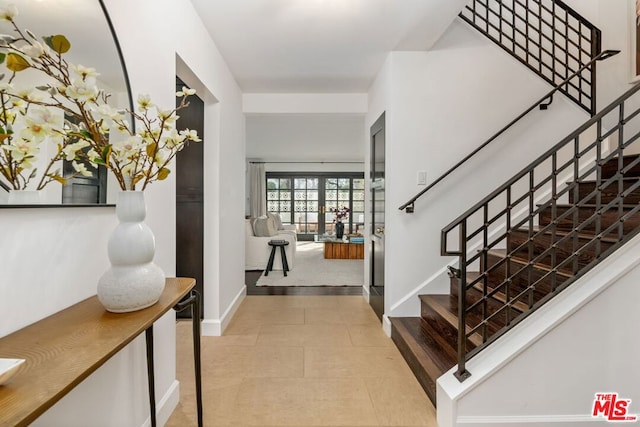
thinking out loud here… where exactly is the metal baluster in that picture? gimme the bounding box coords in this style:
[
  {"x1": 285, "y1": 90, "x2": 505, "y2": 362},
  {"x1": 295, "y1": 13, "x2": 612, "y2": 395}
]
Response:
[
  {"x1": 506, "y1": 187, "x2": 512, "y2": 325},
  {"x1": 573, "y1": 137, "x2": 580, "y2": 275},
  {"x1": 551, "y1": 153, "x2": 558, "y2": 292},
  {"x1": 528, "y1": 170, "x2": 535, "y2": 308},
  {"x1": 455, "y1": 220, "x2": 471, "y2": 382},
  {"x1": 618, "y1": 103, "x2": 626, "y2": 240}
]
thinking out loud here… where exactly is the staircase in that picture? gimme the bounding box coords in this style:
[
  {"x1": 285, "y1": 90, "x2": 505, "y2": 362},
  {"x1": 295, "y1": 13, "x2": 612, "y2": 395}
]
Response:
[
  {"x1": 389, "y1": 0, "x2": 637, "y2": 407},
  {"x1": 391, "y1": 154, "x2": 640, "y2": 404},
  {"x1": 392, "y1": 78, "x2": 640, "y2": 405}
]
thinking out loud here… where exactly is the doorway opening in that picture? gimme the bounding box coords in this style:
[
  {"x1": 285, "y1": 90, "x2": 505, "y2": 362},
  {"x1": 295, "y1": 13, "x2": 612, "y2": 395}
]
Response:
[
  {"x1": 175, "y1": 76, "x2": 204, "y2": 318},
  {"x1": 369, "y1": 112, "x2": 385, "y2": 321}
]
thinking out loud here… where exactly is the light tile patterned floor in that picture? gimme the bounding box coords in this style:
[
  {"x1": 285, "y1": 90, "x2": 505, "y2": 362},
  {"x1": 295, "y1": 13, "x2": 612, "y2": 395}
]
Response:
[{"x1": 166, "y1": 295, "x2": 437, "y2": 426}]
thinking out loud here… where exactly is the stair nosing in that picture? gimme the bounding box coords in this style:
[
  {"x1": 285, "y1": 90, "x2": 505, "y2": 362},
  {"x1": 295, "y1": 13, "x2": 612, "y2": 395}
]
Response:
[
  {"x1": 466, "y1": 282, "x2": 529, "y2": 313},
  {"x1": 510, "y1": 226, "x2": 619, "y2": 243},
  {"x1": 539, "y1": 203, "x2": 639, "y2": 208},
  {"x1": 571, "y1": 177, "x2": 640, "y2": 183},
  {"x1": 421, "y1": 295, "x2": 483, "y2": 348},
  {"x1": 487, "y1": 249, "x2": 573, "y2": 278},
  {"x1": 390, "y1": 317, "x2": 457, "y2": 377}
]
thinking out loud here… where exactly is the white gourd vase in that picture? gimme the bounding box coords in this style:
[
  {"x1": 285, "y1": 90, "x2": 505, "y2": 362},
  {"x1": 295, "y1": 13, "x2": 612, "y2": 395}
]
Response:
[
  {"x1": 7, "y1": 190, "x2": 42, "y2": 204},
  {"x1": 97, "y1": 191, "x2": 165, "y2": 313}
]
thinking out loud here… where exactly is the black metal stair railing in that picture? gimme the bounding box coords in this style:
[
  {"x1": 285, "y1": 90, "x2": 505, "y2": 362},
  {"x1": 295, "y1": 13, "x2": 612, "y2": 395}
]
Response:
[
  {"x1": 399, "y1": 1, "x2": 606, "y2": 214},
  {"x1": 441, "y1": 81, "x2": 640, "y2": 382},
  {"x1": 460, "y1": 0, "x2": 601, "y2": 115}
]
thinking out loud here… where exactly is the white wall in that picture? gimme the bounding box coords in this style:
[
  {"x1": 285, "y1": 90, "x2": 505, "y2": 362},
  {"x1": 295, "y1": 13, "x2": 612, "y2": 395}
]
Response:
[
  {"x1": 366, "y1": 19, "x2": 592, "y2": 319},
  {"x1": 246, "y1": 114, "x2": 366, "y2": 162},
  {"x1": 108, "y1": 0, "x2": 246, "y2": 335},
  {"x1": 0, "y1": 0, "x2": 245, "y2": 426},
  {"x1": 365, "y1": 55, "x2": 392, "y2": 302}
]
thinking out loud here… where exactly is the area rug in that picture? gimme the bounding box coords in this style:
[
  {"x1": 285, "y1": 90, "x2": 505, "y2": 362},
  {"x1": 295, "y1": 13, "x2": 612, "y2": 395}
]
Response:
[{"x1": 255, "y1": 241, "x2": 364, "y2": 286}]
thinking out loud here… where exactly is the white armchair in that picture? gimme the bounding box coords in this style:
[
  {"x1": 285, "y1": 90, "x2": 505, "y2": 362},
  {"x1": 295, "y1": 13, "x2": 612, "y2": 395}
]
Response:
[{"x1": 245, "y1": 219, "x2": 297, "y2": 271}]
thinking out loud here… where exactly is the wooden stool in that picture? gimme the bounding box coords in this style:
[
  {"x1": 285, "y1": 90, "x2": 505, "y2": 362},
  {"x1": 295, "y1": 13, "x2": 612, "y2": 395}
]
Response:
[{"x1": 265, "y1": 240, "x2": 290, "y2": 276}]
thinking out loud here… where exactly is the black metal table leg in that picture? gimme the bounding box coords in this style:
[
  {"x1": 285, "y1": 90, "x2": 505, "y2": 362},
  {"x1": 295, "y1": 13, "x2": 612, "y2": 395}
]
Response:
[
  {"x1": 145, "y1": 326, "x2": 157, "y2": 427},
  {"x1": 174, "y1": 290, "x2": 203, "y2": 427},
  {"x1": 192, "y1": 291, "x2": 203, "y2": 427}
]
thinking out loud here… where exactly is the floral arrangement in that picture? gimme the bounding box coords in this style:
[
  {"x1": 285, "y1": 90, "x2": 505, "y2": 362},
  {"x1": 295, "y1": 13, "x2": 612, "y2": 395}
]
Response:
[
  {"x1": 0, "y1": 2, "x2": 200, "y2": 191},
  {"x1": 331, "y1": 205, "x2": 350, "y2": 223}
]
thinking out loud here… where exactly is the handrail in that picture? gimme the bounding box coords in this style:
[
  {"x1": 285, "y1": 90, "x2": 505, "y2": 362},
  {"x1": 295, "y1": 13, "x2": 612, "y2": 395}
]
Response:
[
  {"x1": 441, "y1": 76, "x2": 640, "y2": 382},
  {"x1": 398, "y1": 49, "x2": 619, "y2": 213},
  {"x1": 442, "y1": 71, "x2": 636, "y2": 242}
]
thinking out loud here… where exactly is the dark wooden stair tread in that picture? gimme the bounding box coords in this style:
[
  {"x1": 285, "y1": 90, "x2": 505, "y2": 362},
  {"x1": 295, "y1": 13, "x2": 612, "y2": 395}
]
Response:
[
  {"x1": 453, "y1": 271, "x2": 529, "y2": 313},
  {"x1": 389, "y1": 317, "x2": 457, "y2": 405},
  {"x1": 419, "y1": 293, "x2": 520, "y2": 348},
  {"x1": 390, "y1": 153, "x2": 640, "y2": 408},
  {"x1": 487, "y1": 249, "x2": 573, "y2": 277},
  {"x1": 572, "y1": 177, "x2": 640, "y2": 183},
  {"x1": 466, "y1": 279, "x2": 529, "y2": 313},
  {"x1": 538, "y1": 203, "x2": 640, "y2": 232},
  {"x1": 545, "y1": 203, "x2": 639, "y2": 208},
  {"x1": 420, "y1": 295, "x2": 483, "y2": 348},
  {"x1": 511, "y1": 226, "x2": 619, "y2": 243},
  {"x1": 600, "y1": 154, "x2": 640, "y2": 178},
  {"x1": 568, "y1": 179, "x2": 640, "y2": 204}
]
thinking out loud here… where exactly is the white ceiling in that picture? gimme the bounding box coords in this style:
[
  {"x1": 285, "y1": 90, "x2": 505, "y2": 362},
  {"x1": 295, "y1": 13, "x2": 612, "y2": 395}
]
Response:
[{"x1": 189, "y1": 0, "x2": 466, "y2": 93}]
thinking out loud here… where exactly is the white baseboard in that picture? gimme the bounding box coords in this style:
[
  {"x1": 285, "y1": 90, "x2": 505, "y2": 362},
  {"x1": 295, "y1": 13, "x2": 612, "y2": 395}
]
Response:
[
  {"x1": 202, "y1": 285, "x2": 246, "y2": 336},
  {"x1": 457, "y1": 414, "x2": 600, "y2": 425},
  {"x1": 362, "y1": 284, "x2": 370, "y2": 301},
  {"x1": 141, "y1": 380, "x2": 180, "y2": 427},
  {"x1": 382, "y1": 314, "x2": 392, "y2": 337}
]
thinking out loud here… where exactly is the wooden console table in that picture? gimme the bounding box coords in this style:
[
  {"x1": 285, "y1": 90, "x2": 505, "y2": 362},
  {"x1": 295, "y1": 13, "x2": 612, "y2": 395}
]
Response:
[
  {"x1": 0, "y1": 277, "x2": 202, "y2": 427},
  {"x1": 324, "y1": 240, "x2": 364, "y2": 259}
]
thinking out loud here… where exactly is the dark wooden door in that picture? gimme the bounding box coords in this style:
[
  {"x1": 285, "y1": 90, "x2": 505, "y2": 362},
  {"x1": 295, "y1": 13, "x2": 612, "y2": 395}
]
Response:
[
  {"x1": 176, "y1": 77, "x2": 204, "y2": 318},
  {"x1": 369, "y1": 112, "x2": 385, "y2": 321}
]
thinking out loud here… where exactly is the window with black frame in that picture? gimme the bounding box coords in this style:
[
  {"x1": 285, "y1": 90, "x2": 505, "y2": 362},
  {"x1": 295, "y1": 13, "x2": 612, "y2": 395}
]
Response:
[{"x1": 266, "y1": 173, "x2": 365, "y2": 241}]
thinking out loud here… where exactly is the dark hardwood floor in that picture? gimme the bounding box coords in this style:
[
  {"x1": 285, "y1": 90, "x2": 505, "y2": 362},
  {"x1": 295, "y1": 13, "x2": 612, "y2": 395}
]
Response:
[{"x1": 245, "y1": 270, "x2": 363, "y2": 295}]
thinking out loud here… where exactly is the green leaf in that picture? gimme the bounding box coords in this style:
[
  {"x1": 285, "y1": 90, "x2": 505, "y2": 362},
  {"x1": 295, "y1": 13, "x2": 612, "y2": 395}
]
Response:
[
  {"x1": 101, "y1": 145, "x2": 112, "y2": 163},
  {"x1": 157, "y1": 168, "x2": 170, "y2": 181},
  {"x1": 6, "y1": 53, "x2": 30, "y2": 72},
  {"x1": 43, "y1": 35, "x2": 71, "y2": 54},
  {"x1": 92, "y1": 157, "x2": 107, "y2": 166},
  {"x1": 145, "y1": 142, "x2": 157, "y2": 158},
  {"x1": 0, "y1": 53, "x2": 6, "y2": 64},
  {"x1": 79, "y1": 129, "x2": 93, "y2": 141}
]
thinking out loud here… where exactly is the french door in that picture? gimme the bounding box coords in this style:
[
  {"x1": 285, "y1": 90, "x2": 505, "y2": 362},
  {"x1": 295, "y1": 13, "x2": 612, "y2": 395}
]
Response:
[{"x1": 266, "y1": 173, "x2": 365, "y2": 241}]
